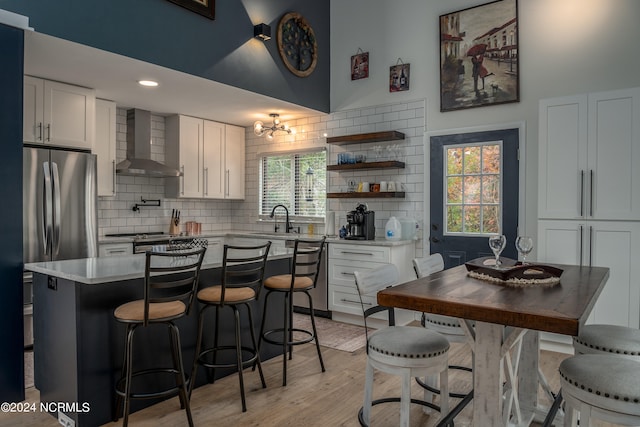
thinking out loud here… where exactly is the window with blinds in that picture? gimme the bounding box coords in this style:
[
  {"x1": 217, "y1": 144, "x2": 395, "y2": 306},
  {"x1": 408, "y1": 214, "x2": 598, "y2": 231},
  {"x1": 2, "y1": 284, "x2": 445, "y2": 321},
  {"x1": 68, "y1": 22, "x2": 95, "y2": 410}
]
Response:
[{"x1": 259, "y1": 151, "x2": 326, "y2": 219}]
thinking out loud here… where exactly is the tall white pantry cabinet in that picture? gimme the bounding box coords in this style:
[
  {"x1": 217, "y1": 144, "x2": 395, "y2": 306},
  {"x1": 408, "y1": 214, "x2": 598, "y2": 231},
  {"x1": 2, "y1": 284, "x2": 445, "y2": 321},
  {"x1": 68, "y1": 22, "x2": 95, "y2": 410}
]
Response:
[{"x1": 538, "y1": 87, "x2": 640, "y2": 329}]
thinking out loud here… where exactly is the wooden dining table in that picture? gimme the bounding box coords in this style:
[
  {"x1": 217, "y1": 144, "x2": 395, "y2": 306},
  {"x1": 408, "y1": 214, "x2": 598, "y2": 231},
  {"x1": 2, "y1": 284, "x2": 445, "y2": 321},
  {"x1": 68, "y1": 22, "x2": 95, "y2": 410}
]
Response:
[{"x1": 377, "y1": 262, "x2": 610, "y2": 426}]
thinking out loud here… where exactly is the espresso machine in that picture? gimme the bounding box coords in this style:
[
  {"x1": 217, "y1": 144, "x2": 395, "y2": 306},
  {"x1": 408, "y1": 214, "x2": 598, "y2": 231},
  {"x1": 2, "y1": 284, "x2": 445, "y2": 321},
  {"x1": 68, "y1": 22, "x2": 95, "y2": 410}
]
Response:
[{"x1": 346, "y1": 203, "x2": 375, "y2": 240}]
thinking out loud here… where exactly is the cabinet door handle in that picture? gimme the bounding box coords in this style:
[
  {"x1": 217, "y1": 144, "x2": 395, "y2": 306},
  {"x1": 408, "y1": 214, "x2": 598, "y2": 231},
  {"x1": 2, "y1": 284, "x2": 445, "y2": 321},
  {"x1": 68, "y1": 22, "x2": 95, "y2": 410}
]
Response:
[
  {"x1": 204, "y1": 167, "x2": 209, "y2": 196},
  {"x1": 589, "y1": 170, "x2": 594, "y2": 217},
  {"x1": 579, "y1": 225, "x2": 584, "y2": 266},
  {"x1": 341, "y1": 298, "x2": 371, "y2": 306},
  {"x1": 46, "y1": 124, "x2": 51, "y2": 142},
  {"x1": 340, "y1": 272, "x2": 355, "y2": 276},
  {"x1": 180, "y1": 165, "x2": 185, "y2": 195},
  {"x1": 112, "y1": 160, "x2": 116, "y2": 194},
  {"x1": 226, "y1": 169, "x2": 230, "y2": 196},
  {"x1": 37, "y1": 122, "x2": 43, "y2": 141},
  {"x1": 589, "y1": 225, "x2": 593, "y2": 267},
  {"x1": 108, "y1": 250, "x2": 127, "y2": 254},
  {"x1": 340, "y1": 251, "x2": 374, "y2": 256},
  {"x1": 580, "y1": 170, "x2": 584, "y2": 217}
]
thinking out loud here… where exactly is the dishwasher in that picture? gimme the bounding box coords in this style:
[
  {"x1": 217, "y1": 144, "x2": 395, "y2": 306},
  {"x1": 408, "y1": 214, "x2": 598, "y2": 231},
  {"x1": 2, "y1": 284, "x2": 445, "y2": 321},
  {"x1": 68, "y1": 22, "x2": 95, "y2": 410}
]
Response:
[{"x1": 292, "y1": 241, "x2": 330, "y2": 318}]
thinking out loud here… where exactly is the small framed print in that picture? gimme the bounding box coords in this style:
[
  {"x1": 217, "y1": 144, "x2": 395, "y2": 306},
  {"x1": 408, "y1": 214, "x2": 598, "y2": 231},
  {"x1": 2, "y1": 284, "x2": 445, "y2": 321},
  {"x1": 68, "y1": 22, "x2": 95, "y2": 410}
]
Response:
[
  {"x1": 351, "y1": 51, "x2": 369, "y2": 80},
  {"x1": 389, "y1": 63, "x2": 410, "y2": 92}
]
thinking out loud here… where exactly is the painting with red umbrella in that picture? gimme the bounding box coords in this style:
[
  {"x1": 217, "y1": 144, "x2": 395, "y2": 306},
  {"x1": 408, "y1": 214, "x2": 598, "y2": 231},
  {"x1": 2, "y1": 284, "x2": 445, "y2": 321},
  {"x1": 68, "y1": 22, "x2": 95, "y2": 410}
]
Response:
[{"x1": 439, "y1": 0, "x2": 519, "y2": 112}]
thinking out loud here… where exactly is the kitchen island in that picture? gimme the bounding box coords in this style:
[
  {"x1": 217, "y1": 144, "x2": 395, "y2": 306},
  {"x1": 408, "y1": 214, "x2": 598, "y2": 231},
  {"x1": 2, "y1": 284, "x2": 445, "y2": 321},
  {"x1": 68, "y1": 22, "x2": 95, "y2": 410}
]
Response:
[{"x1": 24, "y1": 251, "x2": 293, "y2": 427}]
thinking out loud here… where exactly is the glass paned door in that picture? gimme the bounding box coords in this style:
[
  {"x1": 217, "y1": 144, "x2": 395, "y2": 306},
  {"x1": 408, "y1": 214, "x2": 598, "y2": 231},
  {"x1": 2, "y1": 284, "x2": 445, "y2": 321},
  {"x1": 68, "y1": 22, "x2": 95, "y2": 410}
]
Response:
[{"x1": 430, "y1": 129, "x2": 519, "y2": 268}]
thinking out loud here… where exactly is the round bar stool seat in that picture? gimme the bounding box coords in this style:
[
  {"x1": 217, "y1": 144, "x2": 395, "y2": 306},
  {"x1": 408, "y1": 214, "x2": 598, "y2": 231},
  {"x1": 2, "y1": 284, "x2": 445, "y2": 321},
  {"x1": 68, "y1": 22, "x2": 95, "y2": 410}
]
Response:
[
  {"x1": 559, "y1": 354, "x2": 640, "y2": 426},
  {"x1": 573, "y1": 324, "x2": 640, "y2": 359}
]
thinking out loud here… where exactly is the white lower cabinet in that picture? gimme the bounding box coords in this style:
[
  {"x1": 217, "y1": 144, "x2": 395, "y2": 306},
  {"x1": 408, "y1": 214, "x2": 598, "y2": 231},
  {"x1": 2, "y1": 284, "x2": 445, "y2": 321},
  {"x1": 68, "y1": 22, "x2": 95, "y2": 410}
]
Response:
[
  {"x1": 328, "y1": 242, "x2": 415, "y2": 324},
  {"x1": 98, "y1": 243, "x2": 132, "y2": 257},
  {"x1": 538, "y1": 220, "x2": 640, "y2": 328}
]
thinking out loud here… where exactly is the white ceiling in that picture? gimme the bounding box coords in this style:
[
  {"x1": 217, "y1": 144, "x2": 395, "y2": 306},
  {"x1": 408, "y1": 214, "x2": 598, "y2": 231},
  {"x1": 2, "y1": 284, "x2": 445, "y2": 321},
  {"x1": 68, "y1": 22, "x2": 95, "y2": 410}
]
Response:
[{"x1": 23, "y1": 31, "x2": 324, "y2": 127}]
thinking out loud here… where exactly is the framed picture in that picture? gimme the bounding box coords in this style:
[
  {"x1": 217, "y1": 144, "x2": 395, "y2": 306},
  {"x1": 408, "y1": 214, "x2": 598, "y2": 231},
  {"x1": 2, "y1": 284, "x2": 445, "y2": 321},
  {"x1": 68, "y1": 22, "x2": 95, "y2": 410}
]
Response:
[
  {"x1": 168, "y1": 0, "x2": 215, "y2": 20},
  {"x1": 389, "y1": 63, "x2": 410, "y2": 92},
  {"x1": 351, "y1": 51, "x2": 369, "y2": 80},
  {"x1": 439, "y1": 0, "x2": 519, "y2": 112}
]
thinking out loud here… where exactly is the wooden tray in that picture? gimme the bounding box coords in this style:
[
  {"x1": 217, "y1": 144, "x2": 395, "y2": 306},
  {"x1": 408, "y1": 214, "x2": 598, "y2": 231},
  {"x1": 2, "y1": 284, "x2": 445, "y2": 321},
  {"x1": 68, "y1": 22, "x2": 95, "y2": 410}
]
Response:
[{"x1": 465, "y1": 257, "x2": 563, "y2": 282}]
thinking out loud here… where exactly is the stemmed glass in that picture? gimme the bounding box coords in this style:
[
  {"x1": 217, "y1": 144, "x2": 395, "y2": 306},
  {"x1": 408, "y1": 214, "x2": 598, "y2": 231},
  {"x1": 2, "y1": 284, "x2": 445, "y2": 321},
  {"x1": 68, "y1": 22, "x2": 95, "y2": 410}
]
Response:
[
  {"x1": 488, "y1": 234, "x2": 507, "y2": 267},
  {"x1": 515, "y1": 236, "x2": 534, "y2": 265}
]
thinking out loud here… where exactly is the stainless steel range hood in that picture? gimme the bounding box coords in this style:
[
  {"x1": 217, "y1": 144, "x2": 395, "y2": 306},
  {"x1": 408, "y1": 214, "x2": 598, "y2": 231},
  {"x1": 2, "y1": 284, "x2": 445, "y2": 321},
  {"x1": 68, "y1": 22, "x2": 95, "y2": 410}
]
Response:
[{"x1": 115, "y1": 109, "x2": 182, "y2": 177}]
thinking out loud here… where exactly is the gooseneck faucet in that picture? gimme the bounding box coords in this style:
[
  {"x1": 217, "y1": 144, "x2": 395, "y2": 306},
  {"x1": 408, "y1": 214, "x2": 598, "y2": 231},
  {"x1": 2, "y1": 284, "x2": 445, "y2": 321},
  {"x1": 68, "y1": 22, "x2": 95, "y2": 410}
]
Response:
[{"x1": 269, "y1": 204, "x2": 294, "y2": 233}]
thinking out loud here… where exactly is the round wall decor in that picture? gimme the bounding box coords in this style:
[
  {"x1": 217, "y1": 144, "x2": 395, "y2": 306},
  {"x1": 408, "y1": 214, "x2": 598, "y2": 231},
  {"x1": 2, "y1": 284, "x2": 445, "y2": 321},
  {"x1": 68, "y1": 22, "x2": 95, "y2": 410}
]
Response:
[{"x1": 277, "y1": 12, "x2": 318, "y2": 78}]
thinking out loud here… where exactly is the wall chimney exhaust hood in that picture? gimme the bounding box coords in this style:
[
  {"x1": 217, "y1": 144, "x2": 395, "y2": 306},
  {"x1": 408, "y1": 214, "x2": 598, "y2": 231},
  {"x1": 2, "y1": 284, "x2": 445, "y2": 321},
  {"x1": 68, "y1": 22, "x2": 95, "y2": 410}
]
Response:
[{"x1": 115, "y1": 109, "x2": 183, "y2": 177}]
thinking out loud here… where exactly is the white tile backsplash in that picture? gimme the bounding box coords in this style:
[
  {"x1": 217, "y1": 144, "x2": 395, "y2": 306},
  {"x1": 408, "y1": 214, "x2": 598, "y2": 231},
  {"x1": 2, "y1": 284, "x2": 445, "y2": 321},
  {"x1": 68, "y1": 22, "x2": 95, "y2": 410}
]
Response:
[{"x1": 98, "y1": 101, "x2": 427, "y2": 257}]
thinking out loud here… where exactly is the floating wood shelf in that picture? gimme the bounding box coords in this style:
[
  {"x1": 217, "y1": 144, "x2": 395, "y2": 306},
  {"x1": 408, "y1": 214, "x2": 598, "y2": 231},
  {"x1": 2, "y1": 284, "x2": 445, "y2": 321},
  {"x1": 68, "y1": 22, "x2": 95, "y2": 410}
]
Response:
[
  {"x1": 327, "y1": 192, "x2": 405, "y2": 199},
  {"x1": 326, "y1": 160, "x2": 405, "y2": 171},
  {"x1": 326, "y1": 131, "x2": 405, "y2": 146}
]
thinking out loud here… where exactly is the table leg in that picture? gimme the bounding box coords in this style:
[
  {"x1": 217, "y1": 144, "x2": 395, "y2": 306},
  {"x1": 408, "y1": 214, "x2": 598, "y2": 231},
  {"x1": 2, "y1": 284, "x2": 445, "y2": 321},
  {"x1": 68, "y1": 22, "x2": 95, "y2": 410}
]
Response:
[{"x1": 473, "y1": 322, "x2": 504, "y2": 426}]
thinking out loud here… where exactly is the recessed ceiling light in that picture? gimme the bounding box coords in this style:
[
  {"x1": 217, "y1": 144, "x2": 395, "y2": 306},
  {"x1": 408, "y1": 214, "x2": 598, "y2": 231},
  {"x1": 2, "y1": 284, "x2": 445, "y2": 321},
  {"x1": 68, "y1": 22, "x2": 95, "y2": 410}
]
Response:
[{"x1": 138, "y1": 80, "x2": 158, "y2": 87}]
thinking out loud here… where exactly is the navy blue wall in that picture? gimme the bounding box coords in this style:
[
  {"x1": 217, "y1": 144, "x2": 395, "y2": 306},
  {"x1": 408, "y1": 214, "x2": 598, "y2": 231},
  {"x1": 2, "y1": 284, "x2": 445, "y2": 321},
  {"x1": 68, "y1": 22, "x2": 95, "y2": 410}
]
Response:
[
  {"x1": 0, "y1": 22, "x2": 24, "y2": 402},
  {"x1": 0, "y1": 0, "x2": 330, "y2": 112}
]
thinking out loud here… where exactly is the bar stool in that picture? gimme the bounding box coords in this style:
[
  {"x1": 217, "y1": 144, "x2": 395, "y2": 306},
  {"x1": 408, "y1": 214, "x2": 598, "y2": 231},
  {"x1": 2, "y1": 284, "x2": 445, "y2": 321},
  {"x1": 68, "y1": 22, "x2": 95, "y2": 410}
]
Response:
[
  {"x1": 573, "y1": 324, "x2": 640, "y2": 360},
  {"x1": 257, "y1": 237, "x2": 326, "y2": 386},
  {"x1": 354, "y1": 264, "x2": 450, "y2": 427},
  {"x1": 559, "y1": 354, "x2": 640, "y2": 426},
  {"x1": 413, "y1": 254, "x2": 473, "y2": 399},
  {"x1": 113, "y1": 247, "x2": 206, "y2": 427},
  {"x1": 189, "y1": 242, "x2": 271, "y2": 413}
]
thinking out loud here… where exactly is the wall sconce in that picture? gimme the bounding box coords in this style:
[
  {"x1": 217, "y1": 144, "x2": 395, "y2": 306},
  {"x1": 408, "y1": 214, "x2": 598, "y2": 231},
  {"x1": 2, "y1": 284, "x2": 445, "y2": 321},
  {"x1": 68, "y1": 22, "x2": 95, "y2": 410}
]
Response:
[
  {"x1": 254, "y1": 113, "x2": 295, "y2": 141},
  {"x1": 254, "y1": 23, "x2": 271, "y2": 41}
]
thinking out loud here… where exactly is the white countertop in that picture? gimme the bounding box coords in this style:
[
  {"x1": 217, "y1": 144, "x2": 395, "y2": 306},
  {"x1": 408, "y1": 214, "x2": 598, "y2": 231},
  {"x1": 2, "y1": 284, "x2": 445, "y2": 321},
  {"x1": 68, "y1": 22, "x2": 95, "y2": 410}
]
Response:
[
  {"x1": 100, "y1": 230, "x2": 416, "y2": 247},
  {"x1": 32, "y1": 232, "x2": 416, "y2": 285},
  {"x1": 24, "y1": 251, "x2": 293, "y2": 285}
]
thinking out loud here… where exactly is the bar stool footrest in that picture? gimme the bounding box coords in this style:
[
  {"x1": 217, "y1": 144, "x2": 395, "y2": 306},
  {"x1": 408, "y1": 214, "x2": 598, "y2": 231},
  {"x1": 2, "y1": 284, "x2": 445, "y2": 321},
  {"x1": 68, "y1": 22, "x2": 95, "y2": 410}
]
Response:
[
  {"x1": 115, "y1": 368, "x2": 188, "y2": 400},
  {"x1": 357, "y1": 397, "x2": 447, "y2": 427},
  {"x1": 415, "y1": 364, "x2": 472, "y2": 399},
  {"x1": 262, "y1": 327, "x2": 316, "y2": 347},
  {"x1": 197, "y1": 346, "x2": 260, "y2": 370}
]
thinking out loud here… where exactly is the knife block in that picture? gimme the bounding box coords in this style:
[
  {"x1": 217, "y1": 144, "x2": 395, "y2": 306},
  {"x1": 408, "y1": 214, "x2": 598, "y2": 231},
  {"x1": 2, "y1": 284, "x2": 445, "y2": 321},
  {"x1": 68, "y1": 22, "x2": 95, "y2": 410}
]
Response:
[{"x1": 169, "y1": 222, "x2": 180, "y2": 235}]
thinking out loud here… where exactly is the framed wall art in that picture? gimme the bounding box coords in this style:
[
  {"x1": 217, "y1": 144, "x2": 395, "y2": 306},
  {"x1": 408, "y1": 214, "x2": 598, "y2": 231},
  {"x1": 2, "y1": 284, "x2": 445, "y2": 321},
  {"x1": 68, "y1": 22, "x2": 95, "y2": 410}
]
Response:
[
  {"x1": 277, "y1": 12, "x2": 318, "y2": 78},
  {"x1": 389, "y1": 59, "x2": 410, "y2": 92},
  {"x1": 439, "y1": 0, "x2": 519, "y2": 112},
  {"x1": 168, "y1": 0, "x2": 215, "y2": 20},
  {"x1": 351, "y1": 49, "x2": 369, "y2": 80}
]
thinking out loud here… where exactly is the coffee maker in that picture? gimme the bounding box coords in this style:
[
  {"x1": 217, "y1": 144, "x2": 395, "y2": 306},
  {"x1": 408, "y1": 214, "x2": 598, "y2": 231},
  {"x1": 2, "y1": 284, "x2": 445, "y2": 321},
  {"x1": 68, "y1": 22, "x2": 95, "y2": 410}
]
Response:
[{"x1": 346, "y1": 203, "x2": 375, "y2": 240}]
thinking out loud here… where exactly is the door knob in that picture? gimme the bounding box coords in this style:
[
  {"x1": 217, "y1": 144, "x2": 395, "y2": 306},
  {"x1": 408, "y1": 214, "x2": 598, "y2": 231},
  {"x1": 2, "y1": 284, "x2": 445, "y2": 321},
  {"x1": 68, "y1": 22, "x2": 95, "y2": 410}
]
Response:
[{"x1": 430, "y1": 236, "x2": 441, "y2": 243}]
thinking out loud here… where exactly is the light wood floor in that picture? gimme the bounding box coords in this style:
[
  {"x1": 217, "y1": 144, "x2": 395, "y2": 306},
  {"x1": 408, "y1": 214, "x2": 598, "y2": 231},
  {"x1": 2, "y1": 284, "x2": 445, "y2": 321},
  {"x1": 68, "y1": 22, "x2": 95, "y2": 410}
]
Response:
[{"x1": 2, "y1": 337, "x2": 615, "y2": 426}]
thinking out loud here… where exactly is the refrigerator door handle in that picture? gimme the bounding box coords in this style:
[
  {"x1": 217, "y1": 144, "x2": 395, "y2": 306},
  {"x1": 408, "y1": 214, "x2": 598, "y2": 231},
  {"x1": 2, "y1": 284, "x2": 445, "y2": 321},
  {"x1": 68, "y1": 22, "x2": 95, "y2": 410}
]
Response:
[
  {"x1": 42, "y1": 162, "x2": 53, "y2": 254},
  {"x1": 51, "y1": 162, "x2": 62, "y2": 256}
]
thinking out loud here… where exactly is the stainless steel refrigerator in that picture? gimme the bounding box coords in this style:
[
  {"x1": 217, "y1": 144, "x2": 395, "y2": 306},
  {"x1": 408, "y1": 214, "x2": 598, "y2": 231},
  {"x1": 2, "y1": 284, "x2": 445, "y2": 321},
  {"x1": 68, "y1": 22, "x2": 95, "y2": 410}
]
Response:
[{"x1": 23, "y1": 146, "x2": 98, "y2": 345}]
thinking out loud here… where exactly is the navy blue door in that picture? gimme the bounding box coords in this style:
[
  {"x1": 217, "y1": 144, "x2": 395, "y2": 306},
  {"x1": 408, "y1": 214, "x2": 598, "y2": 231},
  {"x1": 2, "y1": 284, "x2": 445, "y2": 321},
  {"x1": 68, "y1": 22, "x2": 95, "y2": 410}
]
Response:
[{"x1": 430, "y1": 129, "x2": 519, "y2": 269}]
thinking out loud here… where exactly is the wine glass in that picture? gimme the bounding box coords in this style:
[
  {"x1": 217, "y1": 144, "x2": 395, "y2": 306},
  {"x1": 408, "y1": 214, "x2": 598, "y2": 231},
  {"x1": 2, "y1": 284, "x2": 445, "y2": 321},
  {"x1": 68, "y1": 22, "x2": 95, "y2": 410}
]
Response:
[
  {"x1": 515, "y1": 236, "x2": 534, "y2": 265},
  {"x1": 488, "y1": 234, "x2": 507, "y2": 267}
]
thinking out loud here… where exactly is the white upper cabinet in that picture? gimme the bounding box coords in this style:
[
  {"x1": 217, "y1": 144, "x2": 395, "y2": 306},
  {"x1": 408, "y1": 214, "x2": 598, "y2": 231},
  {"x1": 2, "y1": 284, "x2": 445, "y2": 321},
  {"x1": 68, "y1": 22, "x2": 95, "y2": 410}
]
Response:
[
  {"x1": 23, "y1": 76, "x2": 95, "y2": 150},
  {"x1": 539, "y1": 87, "x2": 640, "y2": 220},
  {"x1": 94, "y1": 99, "x2": 117, "y2": 197},
  {"x1": 224, "y1": 124, "x2": 245, "y2": 200},
  {"x1": 166, "y1": 115, "x2": 203, "y2": 198},
  {"x1": 203, "y1": 120, "x2": 224, "y2": 199},
  {"x1": 165, "y1": 116, "x2": 244, "y2": 200}
]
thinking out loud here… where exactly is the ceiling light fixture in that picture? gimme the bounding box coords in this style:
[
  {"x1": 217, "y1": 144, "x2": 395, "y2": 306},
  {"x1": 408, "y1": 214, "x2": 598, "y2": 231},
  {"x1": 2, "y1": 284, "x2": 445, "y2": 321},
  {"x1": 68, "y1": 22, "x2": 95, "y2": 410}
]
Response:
[
  {"x1": 254, "y1": 113, "x2": 295, "y2": 141},
  {"x1": 138, "y1": 80, "x2": 159, "y2": 87},
  {"x1": 254, "y1": 23, "x2": 271, "y2": 41}
]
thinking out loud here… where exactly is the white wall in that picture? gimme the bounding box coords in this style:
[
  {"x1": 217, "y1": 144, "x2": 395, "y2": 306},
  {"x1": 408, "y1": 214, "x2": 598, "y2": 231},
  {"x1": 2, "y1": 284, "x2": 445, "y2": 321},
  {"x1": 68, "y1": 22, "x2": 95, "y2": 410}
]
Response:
[{"x1": 330, "y1": 0, "x2": 640, "y2": 249}]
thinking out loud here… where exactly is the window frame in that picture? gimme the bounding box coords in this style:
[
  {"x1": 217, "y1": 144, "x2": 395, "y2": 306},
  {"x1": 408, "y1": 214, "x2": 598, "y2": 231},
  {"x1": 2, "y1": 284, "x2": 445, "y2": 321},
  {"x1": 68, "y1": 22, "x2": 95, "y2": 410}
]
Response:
[
  {"x1": 258, "y1": 149, "x2": 326, "y2": 221},
  {"x1": 442, "y1": 140, "x2": 503, "y2": 237}
]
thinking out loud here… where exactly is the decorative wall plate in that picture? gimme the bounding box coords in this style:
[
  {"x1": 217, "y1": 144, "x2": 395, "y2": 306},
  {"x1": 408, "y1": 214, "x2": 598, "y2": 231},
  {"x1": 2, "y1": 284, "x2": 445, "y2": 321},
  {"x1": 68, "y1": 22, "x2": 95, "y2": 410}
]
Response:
[{"x1": 277, "y1": 12, "x2": 318, "y2": 78}]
